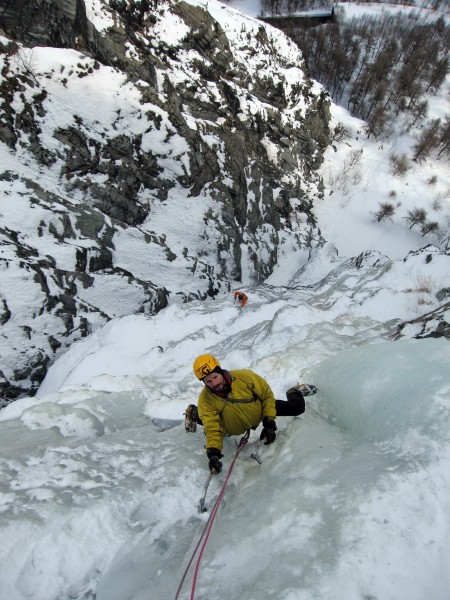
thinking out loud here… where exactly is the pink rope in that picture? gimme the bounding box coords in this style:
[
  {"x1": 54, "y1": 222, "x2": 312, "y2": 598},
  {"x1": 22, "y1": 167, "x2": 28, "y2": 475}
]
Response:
[
  {"x1": 173, "y1": 497, "x2": 215, "y2": 599},
  {"x1": 174, "y1": 434, "x2": 249, "y2": 600},
  {"x1": 190, "y1": 437, "x2": 248, "y2": 599}
]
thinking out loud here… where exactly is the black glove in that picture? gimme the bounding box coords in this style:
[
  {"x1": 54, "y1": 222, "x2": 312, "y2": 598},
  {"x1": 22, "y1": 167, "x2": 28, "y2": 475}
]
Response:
[
  {"x1": 260, "y1": 417, "x2": 277, "y2": 445},
  {"x1": 206, "y1": 448, "x2": 224, "y2": 474}
]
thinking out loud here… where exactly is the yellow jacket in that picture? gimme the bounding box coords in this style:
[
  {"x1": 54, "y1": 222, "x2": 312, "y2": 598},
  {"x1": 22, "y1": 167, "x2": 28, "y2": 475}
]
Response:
[{"x1": 198, "y1": 369, "x2": 276, "y2": 451}]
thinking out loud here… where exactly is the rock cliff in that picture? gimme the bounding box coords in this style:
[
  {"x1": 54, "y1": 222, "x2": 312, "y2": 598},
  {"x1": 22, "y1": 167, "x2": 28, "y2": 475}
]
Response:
[{"x1": 0, "y1": 0, "x2": 330, "y2": 402}]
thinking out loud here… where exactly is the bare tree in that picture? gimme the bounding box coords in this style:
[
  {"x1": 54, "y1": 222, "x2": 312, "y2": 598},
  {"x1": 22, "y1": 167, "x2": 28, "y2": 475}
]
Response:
[
  {"x1": 373, "y1": 202, "x2": 395, "y2": 222},
  {"x1": 437, "y1": 117, "x2": 450, "y2": 159},
  {"x1": 412, "y1": 119, "x2": 441, "y2": 162},
  {"x1": 421, "y1": 221, "x2": 439, "y2": 237},
  {"x1": 425, "y1": 56, "x2": 449, "y2": 93},
  {"x1": 404, "y1": 208, "x2": 427, "y2": 229},
  {"x1": 287, "y1": 11, "x2": 449, "y2": 139},
  {"x1": 403, "y1": 99, "x2": 428, "y2": 133}
]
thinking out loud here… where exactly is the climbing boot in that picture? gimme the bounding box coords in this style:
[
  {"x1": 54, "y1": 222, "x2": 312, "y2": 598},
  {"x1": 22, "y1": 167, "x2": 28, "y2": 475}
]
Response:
[
  {"x1": 298, "y1": 383, "x2": 318, "y2": 396},
  {"x1": 184, "y1": 404, "x2": 199, "y2": 432},
  {"x1": 288, "y1": 383, "x2": 318, "y2": 397}
]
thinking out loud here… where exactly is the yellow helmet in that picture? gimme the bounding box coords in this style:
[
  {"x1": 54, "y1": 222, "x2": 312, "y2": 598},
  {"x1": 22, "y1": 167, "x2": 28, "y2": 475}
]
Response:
[{"x1": 193, "y1": 354, "x2": 221, "y2": 380}]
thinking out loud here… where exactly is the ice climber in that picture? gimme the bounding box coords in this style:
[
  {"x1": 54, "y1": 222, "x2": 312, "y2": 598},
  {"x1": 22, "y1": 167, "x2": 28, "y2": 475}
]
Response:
[
  {"x1": 185, "y1": 354, "x2": 317, "y2": 474},
  {"x1": 234, "y1": 291, "x2": 248, "y2": 307}
]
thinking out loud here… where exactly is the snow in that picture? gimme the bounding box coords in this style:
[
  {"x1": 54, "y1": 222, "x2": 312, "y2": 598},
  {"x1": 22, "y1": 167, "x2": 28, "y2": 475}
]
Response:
[
  {"x1": 316, "y1": 103, "x2": 450, "y2": 259},
  {"x1": 0, "y1": 1, "x2": 449, "y2": 599}
]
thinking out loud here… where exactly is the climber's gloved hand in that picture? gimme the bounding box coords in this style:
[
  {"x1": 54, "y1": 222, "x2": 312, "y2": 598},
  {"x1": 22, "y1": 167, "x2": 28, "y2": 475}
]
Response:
[
  {"x1": 260, "y1": 417, "x2": 277, "y2": 445},
  {"x1": 206, "y1": 448, "x2": 224, "y2": 474}
]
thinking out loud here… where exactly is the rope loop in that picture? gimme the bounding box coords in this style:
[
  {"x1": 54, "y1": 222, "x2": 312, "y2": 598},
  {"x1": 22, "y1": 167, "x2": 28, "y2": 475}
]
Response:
[{"x1": 174, "y1": 431, "x2": 250, "y2": 600}]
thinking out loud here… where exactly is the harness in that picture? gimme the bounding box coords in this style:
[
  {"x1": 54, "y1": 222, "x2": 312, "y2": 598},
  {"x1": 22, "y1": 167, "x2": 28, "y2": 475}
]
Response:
[
  {"x1": 210, "y1": 371, "x2": 259, "y2": 405},
  {"x1": 201, "y1": 371, "x2": 266, "y2": 442},
  {"x1": 222, "y1": 395, "x2": 258, "y2": 405}
]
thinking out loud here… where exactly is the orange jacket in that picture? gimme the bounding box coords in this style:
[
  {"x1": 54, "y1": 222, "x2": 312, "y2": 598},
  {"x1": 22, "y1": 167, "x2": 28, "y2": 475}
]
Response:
[{"x1": 234, "y1": 291, "x2": 247, "y2": 307}]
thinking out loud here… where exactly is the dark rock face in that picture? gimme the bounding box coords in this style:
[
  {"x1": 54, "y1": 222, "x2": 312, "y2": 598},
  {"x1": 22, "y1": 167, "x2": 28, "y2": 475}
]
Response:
[
  {"x1": 0, "y1": 0, "x2": 111, "y2": 62},
  {"x1": 0, "y1": 0, "x2": 330, "y2": 402},
  {"x1": 394, "y1": 302, "x2": 450, "y2": 340}
]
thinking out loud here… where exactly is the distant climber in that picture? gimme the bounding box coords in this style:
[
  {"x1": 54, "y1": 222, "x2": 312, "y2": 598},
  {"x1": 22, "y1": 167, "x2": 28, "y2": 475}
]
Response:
[
  {"x1": 185, "y1": 354, "x2": 317, "y2": 474},
  {"x1": 234, "y1": 291, "x2": 248, "y2": 307}
]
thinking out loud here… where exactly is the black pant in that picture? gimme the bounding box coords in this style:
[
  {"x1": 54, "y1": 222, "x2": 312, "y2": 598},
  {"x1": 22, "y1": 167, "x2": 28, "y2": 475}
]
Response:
[{"x1": 275, "y1": 388, "x2": 305, "y2": 417}]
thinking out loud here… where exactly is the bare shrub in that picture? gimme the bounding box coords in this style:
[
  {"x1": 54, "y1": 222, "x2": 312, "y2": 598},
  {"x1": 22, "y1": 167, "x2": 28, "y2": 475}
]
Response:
[
  {"x1": 433, "y1": 189, "x2": 450, "y2": 209},
  {"x1": 327, "y1": 149, "x2": 363, "y2": 198},
  {"x1": 415, "y1": 274, "x2": 434, "y2": 293},
  {"x1": 389, "y1": 153, "x2": 409, "y2": 176},
  {"x1": 331, "y1": 122, "x2": 350, "y2": 143},
  {"x1": 431, "y1": 196, "x2": 442, "y2": 211},
  {"x1": 12, "y1": 47, "x2": 38, "y2": 81},
  {"x1": 405, "y1": 274, "x2": 440, "y2": 314}
]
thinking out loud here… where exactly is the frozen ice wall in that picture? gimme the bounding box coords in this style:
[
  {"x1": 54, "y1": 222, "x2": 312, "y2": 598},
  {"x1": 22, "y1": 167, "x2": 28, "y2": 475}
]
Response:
[
  {"x1": 1, "y1": 337, "x2": 447, "y2": 600},
  {"x1": 96, "y1": 338, "x2": 450, "y2": 600},
  {"x1": 311, "y1": 337, "x2": 449, "y2": 443}
]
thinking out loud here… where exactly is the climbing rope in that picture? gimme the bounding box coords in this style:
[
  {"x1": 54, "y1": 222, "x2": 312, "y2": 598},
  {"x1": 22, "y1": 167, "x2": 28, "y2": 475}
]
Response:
[{"x1": 174, "y1": 431, "x2": 250, "y2": 600}]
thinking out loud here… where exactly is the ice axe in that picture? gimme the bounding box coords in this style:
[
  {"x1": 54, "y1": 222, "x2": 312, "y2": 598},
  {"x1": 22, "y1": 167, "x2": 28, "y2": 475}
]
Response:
[
  {"x1": 250, "y1": 441, "x2": 263, "y2": 464},
  {"x1": 198, "y1": 472, "x2": 213, "y2": 512}
]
